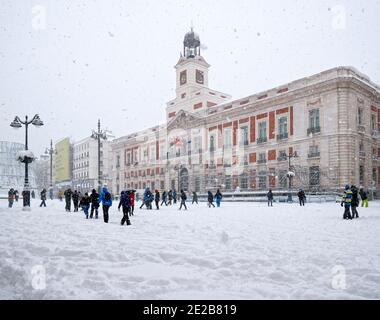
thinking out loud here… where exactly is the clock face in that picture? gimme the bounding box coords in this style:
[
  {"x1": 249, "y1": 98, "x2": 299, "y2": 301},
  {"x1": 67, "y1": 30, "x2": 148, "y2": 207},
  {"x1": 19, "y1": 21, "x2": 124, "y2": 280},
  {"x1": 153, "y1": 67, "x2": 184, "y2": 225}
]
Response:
[
  {"x1": 180, "y1": 70, "x2": 187, "y2": 85},
  {"x1": 196, "y1": 69, "x2": 204, "y2": 84}
]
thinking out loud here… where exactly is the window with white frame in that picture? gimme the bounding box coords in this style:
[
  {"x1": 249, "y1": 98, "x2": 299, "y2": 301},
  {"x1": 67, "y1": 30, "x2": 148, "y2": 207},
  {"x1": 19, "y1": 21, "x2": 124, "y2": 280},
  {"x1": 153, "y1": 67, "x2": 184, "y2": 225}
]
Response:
[
  {"x1": 239, "y1": 126, "x2": 249, "y2": 146},
  {"x1": 258, "y1": 122, "x2": 267, "y2": 140},
  {"x1": 278, "y1": 116, "x2": 288, "y2": 137},
  {"x1": 150, "y1": 145, "x2": 155, "y2": 162},
  {"x1": 224, "y1": 128, "x2": 232, "y2": 149}
]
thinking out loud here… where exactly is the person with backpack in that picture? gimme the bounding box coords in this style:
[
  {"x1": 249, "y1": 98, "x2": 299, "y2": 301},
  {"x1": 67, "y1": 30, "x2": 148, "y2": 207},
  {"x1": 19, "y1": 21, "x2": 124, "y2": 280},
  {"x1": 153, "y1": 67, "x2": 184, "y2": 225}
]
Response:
[
  {"x1": 118, "y1": 191, "x2": 131, "y2": 226},
  {"x1": 215, "y1": 189, "x2": 223, "y2": 207},
  {"x1": 89, "y1": 189, "x2": 100, "y2": 219},
  {"x1": 267, "y1": 189, "x2": 274, "y2": 207},
  {"x1": 341, "y1": 184, "x2": 353, "y2": 220},
  {"x1": 179, "y1": 190, "x2": 187, "y2": 210},
  {"x1": 351, "y1": 185, "x2": 359, "y2": 219},
  {"x1": 99, "y1": 186, "x2": 112, "y2": 223},
  {"x1": 154, "y1": 190, "x2": 160, "y2": 210},
  {"x1": 80, "y1": 192, "x2": 91, "y2": 219},
  {"x1": 192, "y1": 191, "x2": 198, "y2": 204},
  {"x1": 359, "y1": 187, "x2": 369, "y2": 207},
  {"x1": 40, "y1": 188, "x2": 47, "y2": 207},
  {"x1": 207, "y1": 191, "x2": 215, "y2": 208}
]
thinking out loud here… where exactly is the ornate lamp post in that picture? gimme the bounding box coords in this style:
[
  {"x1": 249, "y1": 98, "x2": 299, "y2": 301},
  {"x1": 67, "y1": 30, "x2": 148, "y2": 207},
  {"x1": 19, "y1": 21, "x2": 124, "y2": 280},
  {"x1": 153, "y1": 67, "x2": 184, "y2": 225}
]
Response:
[
  {"x1": 285, "y1": 151, "x2": 298, "y2": 202},
  {"x1": 10, "y1": 114, "x2": 44, "y2": 210},
  {"x1": 91, "y1": 119, "x2": 107, "y2": 192},
  {"x1": 45, "y1": 139, "x2": 56, "y2": 200}
]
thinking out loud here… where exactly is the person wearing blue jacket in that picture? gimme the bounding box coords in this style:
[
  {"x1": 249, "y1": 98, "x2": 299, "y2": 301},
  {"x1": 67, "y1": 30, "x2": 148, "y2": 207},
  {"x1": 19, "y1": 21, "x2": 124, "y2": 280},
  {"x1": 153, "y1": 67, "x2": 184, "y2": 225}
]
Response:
[
  {"x1": 215, "y1": 189, "x2": 223, "y2": 207},
  {"x1": 118, "y1": 191, "x2": 131, "y2": 226},
  {"x1": 99, "y1": 186, "x2": 112, "y2": 223}
]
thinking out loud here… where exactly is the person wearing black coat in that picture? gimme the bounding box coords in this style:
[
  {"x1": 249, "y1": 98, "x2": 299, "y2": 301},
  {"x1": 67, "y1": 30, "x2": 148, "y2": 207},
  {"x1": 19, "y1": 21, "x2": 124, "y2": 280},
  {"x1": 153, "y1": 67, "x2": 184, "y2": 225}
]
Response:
[
  {"x1": 72, "y1": 190, "x2": 80, "y2": 212},
  {"x1": 267, "y1": 189, "x2": 274, "y2": 207},
  {"x1": 207, "y1": 191, "x2": 215, "y2": 208},
  {"x1": 8, "y1": 188, "x2": 14, "y2": 208},
  {"x1": 118, "y1": 191, "x2": 131, "y2": 226},
  {"x1": 64, "y1": 188, "x2": 72, "y2": 212},
  {"x1": 351, "y1": 185, "x2": 359, "y2": 218},
  {"x1": 167, "y1": 190, "x2": 173, "y2": 205},
  {"x1": 80, "y1": 193, "x2": 91, "y2": 219},
  {"x1": 359, "y1": 187, "x2": 369, "y2": 207},
  {"x1": 154, "y1": 190, "x2": 160, "y2": 210},
  {"x1": 297, "y1": 189, "x2": 306, "y2": 206},
  {"x1": 192, "y1": 191, "x2": 198, "y2": 204},
  {"x1": 89, "y1": 189, "x2": 100, "y2": 219},
  {"x1": 179, "y1": 190, "x2": 187, "y2": 210},
  {"x1": 40, "y1": 188, "x2": 47, "y2": 207},
  {"x1": 161, "y1": 191, "x2": 167, "y2": 206}
]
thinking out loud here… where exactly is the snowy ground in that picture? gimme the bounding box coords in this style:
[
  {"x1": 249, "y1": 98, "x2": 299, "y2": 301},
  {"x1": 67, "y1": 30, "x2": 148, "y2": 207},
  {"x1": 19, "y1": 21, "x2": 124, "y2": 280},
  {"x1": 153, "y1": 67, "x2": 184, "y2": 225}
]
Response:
[{"x1": 0, "y1": 199, "x2": 379, "y2": 300}]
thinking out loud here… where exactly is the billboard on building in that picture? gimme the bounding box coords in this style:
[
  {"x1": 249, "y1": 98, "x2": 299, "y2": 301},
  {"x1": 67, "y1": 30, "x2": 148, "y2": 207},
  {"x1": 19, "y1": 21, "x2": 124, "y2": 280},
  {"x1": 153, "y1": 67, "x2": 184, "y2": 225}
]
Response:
[{"x1": 54, "y1": 138, "x2": 72, "y2": 183}]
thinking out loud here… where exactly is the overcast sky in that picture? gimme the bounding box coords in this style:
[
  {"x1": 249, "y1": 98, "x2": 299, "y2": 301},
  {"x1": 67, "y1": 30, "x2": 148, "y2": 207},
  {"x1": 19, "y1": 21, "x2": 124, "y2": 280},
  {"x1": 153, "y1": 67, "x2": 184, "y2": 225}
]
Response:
[{"x1": 1, "y1": 0, "x2": 380, "y2": 157}]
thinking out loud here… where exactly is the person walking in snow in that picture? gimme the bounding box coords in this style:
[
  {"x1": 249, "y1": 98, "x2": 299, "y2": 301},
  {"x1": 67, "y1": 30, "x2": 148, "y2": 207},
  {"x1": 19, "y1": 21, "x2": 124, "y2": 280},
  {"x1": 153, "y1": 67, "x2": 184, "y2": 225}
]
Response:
[
  {"x1": 8, "y1": 188, "x2": 15, "y2": 208},
  {"x1": 80, "y1": 192, "x2": 91, "y2": 219},
  {"x1": 99, "y1": 186, "x2": 112, "y2": 223},
  {"x1": 140, "y1": 187, "x2": 153, "y2": 210},
  {"x1": 267, "y1": 189, "x2": 274, "y2": 207},
  {"x1": 167, "y1": 190, "x2": 173, "y2": 205},
  {"x1": 351, "y1": 185, "x2": 359, "y2": 219},
  {"x1": 39, "y1": 188, "x2": 47, "y2": 207},
  {"x1": 14, "y1": 190, "x2": 19, "y2": 202},
  {"x1": 341, "y1": 184, "x2": 353, "y2": 220},
  {"x1": 89, "y1": 189, "x2": 99, "y2": 219},
  {"x1": 359, "y1": 187, "x2": 369, "y2": 208},
  {"x1": 31, "y1": 190, "x2": 35, "y2": 199},
  {"x1": 118, "y1": 191, "x2": 131, "y2": 226},
  {"x1": 215, "y1": 189, "x2": 223, "y2": 207},
  {"x1": 154, "y1": 190, "x2": 160, "y2": 210},
  {"x1": 178, "y1": 189, "x2": 187, "y2": 210},
  {"x1": 161, "y1": 190, "x2": 167, "y2": 206},
  {"x1": 297, "y1": 189, "x2": 306, "y2": 206},
  {"x1": 64, "y1": 188, "x2": 72, "y2": 212},
  {"x1": 173, "y1": 189, "x2": 177, "y2": 204},
  {"x1": 207, "y1": 191, "x2": 215, "y2": 208},
  {"x1": 192, "y1": 191, "x2": 198, "y2": 204},
  {"x1": 72, "y1": 190, "x2": 80, "y2": 212}
]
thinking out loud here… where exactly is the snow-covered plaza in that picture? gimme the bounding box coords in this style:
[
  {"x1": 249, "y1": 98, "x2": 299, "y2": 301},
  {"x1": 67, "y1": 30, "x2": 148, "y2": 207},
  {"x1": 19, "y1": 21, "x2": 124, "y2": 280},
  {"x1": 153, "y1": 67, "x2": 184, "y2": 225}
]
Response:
[{"x1": 0, "y1": 199, "x2": 379, "y2": 300}]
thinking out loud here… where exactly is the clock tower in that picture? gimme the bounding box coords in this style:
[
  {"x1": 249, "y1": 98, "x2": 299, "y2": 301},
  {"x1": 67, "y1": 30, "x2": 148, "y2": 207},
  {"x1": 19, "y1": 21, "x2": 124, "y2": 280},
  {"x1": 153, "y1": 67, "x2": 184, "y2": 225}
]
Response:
[{"x1": 166, "y1": 28, "x2": 231, "y2": 120}]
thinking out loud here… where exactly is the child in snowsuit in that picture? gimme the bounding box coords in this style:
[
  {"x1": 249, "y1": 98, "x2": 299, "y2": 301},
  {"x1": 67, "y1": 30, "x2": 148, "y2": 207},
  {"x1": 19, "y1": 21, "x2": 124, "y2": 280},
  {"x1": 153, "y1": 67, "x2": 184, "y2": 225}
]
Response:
[{"x1": 341, "y1": 185, "x2": 353, "y2": 220}]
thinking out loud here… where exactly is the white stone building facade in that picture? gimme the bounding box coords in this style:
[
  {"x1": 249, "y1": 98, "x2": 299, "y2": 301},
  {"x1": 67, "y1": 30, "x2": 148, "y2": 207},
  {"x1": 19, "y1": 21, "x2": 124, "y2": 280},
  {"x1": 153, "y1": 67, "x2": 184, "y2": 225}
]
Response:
[{"x1": 110, "y1": 29, "x2": 380, "y2": 196}]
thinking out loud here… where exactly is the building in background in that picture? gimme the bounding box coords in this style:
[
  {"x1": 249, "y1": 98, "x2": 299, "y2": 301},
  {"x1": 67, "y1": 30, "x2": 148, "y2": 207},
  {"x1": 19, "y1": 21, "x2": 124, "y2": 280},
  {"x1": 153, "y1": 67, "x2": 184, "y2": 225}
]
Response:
[
  {"x1": 53, "y1": 137, "x2": 73, "y2": 193},
  {"x1": 0, "y1": 141, "x2": 37, "y2": 195},
  {"x1": 72, "y1": 133, "x2": 114, "y2": 192},
  {"x1": 109, "y1": 29, "x2": 380, "y2": 196},
  {"x1": 32, "y1": 154, "x2": 50, "y2": 192}
]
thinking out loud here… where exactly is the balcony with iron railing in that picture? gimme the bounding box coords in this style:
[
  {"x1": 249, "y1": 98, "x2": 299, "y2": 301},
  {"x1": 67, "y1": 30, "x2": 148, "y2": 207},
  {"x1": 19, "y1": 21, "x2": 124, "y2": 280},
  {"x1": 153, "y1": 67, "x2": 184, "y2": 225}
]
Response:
[
  {"x1": 307, "y1": 126, "x2": 321, "y2": 135},
  {"x1": 276, "y1": 132, "x2": 288, "y2": 141},
  {"x1": 256, "y1": 137, "x2": 267, "y2": 144},
  {"x1": 308, "y1": 151, "x2": 321, "y2": 159}
]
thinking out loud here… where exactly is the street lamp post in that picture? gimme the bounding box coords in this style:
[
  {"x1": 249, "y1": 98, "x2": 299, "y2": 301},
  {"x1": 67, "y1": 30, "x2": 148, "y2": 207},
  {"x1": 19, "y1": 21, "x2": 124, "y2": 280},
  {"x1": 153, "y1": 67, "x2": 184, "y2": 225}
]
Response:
[
  {"x1": 91, "y1": 119, "x2": 107, "y2": 193},
  {"x1": 286, "y1": 151, "x2": 298, "y2": 202},
  {"x1": 45, "y1": 139, "x2": 56, "y2": 200},
  {"x1": 10, "y1": 114, "x2": 44, "y2": 210}
]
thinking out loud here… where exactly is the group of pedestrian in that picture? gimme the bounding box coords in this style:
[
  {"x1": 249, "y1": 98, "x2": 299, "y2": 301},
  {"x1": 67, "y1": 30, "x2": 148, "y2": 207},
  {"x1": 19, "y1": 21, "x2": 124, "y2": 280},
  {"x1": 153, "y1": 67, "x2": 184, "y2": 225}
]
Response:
[
  {"x1": 207, "y1": 189, "x2": 223, "y2": 208},
  {"x1": 139, "y1": 188, "x2": 190, "y2": 211},
  {"x1": 7, "y1": 188, "x2": 18, "y2": 208},
  {"x1": 341, "y1": 185, "x2": 369, "y2": 220}
]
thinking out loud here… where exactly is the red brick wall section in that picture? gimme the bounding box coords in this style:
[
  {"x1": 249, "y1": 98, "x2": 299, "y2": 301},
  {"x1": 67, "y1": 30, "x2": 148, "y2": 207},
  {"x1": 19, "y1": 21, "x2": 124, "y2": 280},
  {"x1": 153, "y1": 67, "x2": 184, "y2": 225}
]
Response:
[
  {"x1": 147, "y1": 169, "x2": 150, "y2": 175},
  {"x1": 289, "y1": 146, "x2": 293, "y2": 155},
  {"x1": 269, "y1": 111, "x2": 275, "y2": 139},
  {"x1": 156, "y1": 141, "x2": 159, "y2": 160},
  {"x1": 194, "y1": 102, "x2": 203, "y2": 110},
  {"x1": 290, "y1": 106, "x2": 294, "y2": 135},
  {"x1": 223, "y1": 122, "x2": 232, "y2": 128},
  {"x1": 207, "y1": 101, "x2": 217, "y2": 108},
  {"x1": 378, "y1": 109, "x2": 380, "y2": 131},
  {"x1": 269, "y1": 168, "x2": 276, "y2": 187},
  {"x1": 257, "y1": 112, "x2": 268, "y2": 120},
  {"x1": 268, "y1": 149, "x2": 276, "y2": 161},
  {"x1": 233, "y1": 121, "x2": 238, "y2": 146},
  {"x1": 156, "y1": 167, "x2": 160, "y2": 174},
  {"x1": 250, "y1": 116, "x2": 256, "y2": 143},
  {"x1": 218, "y1": 125, "x2": 223, "y2": 148},
  {"x1": 169, "y1": 111, "x2": 176, "y2": 118},
  {"x1": 239, "y1": 117, "x2": 249, "y2": 124},
  {"x1": 276, "y1": 107, "x2": 289, "y2": 115},
  {"x1": 249, "y1": 153, "x2": 256, "y2": 163}
]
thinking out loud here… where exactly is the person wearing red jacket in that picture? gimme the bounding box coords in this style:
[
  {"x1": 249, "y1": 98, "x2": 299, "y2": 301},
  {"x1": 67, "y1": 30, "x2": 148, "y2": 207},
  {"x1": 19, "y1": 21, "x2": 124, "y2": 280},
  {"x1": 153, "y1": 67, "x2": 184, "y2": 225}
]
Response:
[{"x1": 128, "y1": 190, "x2": 135, "y2": 216}]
